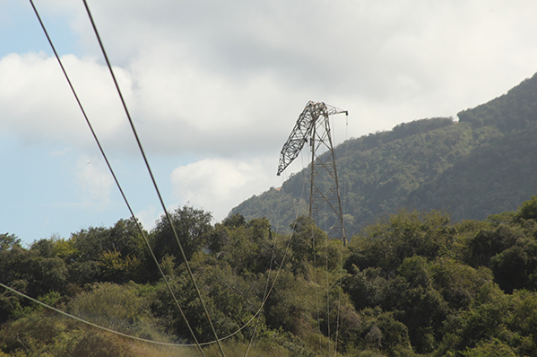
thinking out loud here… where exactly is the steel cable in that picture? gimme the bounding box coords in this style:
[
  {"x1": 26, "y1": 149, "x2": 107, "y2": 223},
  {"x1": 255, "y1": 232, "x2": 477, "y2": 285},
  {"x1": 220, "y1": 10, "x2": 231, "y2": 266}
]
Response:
[
  {"x1": 27, "y1": 2, "x2": 329, "y2": 355},
  {"x1": 23, "y1": 3, "x2": 297, "y2": 350},
  {"x1": 27, "y1": 1, "x2": 206, "y2": 355},
  {"x1": 80, "y1": 1, "x2": 225, "y2": 355}
]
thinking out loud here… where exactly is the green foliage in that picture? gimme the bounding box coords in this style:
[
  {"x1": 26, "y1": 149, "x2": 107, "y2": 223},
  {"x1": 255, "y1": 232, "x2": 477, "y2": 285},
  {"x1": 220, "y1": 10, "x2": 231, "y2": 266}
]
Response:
[
  {"x1": 458, "y1": 72, "x2": 537, "y2": 131},
  {"x1": 68, "y1": 282, "x2": 158, "y2": 337},
  {"x1": 71, "y1": 330, "x2": 136, "y2": 357},
  {"x1": 150, "y1": 252, "x2": 270, "y2": 344},
  {"x1": 0, "y1": 312, "x2": 141, "y2": 357},
  {"x1": 152, "y1": 205, "x2": 213, "y2": 266},
  {"x1": 99, "y1": 248, "x2": 144, "y2": 283},
  {"x1": 230, "y1": 187, "x2": 308, "y2": 236},
  {"x1": 63, "y1": 217, "x2": 151, "y2": 284},
  {"x1": 430, "y1": 258, "x2": 493, "y2": 310},
  {"x1": 490, "y1": 238, "x2": 537, "y2": 293},
  {"x1": 208, "y1": 216, "x2": 275, "y2": 275},
  {"x1": 464, "y1": 224, "x2": 522, "y2": 267},
  {"x1": 70, "y1": 217, "x2": 148, "y2": 263},
  {"x1": 289, "y1": 216, "x2": 328, "y2": 274},
  {"x1": 51, "y1": 237, "x2": 78, "y2": 261},
  {"x1": 262, "y1": 269, "x2": 318, "y2": 337},
  {"x1": 345, "y1": 255, "x2": 448, "y2": 353},
  {"x1": 462, "y1": 339, "x2": 517, "y2": 357},
  {"x1": 202, "y1": 338, "x2": 294, "y2": 357},
  {"x1": 7, "y1": 198, "x2": 537, "y2": 355},
  {"x1": 0, "y1": 243, "x2": 68, "y2": 323},
  {"x1": 409, "y1": 126, "x2": 537, "y2": 223},
  {"x1": 343, "y1": 201, "x2": 537, "y2": 355},
  {"x1": 516, "y1": 194, "x2": 537, "y2": 221},
  {"x1": 345, "y1": 209, "x2": 454, "y2": 273},
  {"x1": 344, "y1": 307, "x2": 413, "y2": 356},
  {"x1": 0, "y1": 313, "x2": 80, "y2": 356},
  {"x1": 0, "y1": 234, "x2": 20, "y2": 252}
]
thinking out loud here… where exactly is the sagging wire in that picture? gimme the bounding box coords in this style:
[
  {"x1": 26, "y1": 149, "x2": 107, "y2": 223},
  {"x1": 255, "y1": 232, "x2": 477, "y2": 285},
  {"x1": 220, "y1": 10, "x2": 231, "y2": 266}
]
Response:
[
  {"x1": 16, "y1": 5, "x2": 302, "y2": 352},
  {"x1": 333, "y1": 111, "x2": 350, "y2": 356},
  {"x1": 26, "y1": 2, "x2": 343, "y2": 356},
  {"x1": 80, "y1": 1, "x2": 226, "y2": 355},
  {"x1": 27, "y1": 1, "x2": 206, "y2": 355}
]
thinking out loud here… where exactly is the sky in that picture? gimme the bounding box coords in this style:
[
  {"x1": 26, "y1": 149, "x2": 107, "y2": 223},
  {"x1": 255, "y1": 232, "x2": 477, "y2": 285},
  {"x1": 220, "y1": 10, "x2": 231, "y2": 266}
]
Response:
[{"x1": 2, "y1": 0, "x2": 537, "y2": 246}]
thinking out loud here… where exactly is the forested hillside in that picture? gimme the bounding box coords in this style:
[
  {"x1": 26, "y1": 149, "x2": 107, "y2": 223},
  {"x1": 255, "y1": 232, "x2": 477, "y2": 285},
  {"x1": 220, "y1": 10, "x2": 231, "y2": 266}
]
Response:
[
  {"x1": 231, "y1": 73, "x2": 537, "y2": 237},
  {"x1": 3, "y1": 197, "x2": 537, "y2": 356},
  {"x1": 3, "y1": 73, "x2": 537, "y2": 356}
]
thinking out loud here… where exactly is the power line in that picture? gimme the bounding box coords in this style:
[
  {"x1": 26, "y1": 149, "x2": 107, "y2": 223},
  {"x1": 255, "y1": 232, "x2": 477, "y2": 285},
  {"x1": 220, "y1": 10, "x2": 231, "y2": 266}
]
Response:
[
  {"x1": 80, "y1": 1, "x2": 226, "y2": 355},
  {"x1": 27, "y1": 2, "x2": 332, "y2": 355},
  {"x1": 0, "y1": 282, "x2": 188, "y2": 347},
  {"x1": 27, "y1": 1, "x2": 206, "y2": 355},
  {"x1": 26, "y1": 2, "x2": 296, "y2": 351},
  {"x1": 0, "y1": 268, "x2": 290, "y2": 349}
]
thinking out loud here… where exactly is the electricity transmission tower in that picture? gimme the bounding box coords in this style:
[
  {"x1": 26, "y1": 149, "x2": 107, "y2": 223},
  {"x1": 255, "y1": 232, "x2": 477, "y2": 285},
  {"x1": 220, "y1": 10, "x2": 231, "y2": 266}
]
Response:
[{"x1": 277, "y1": 101, "x2": 348, "y2": 246}]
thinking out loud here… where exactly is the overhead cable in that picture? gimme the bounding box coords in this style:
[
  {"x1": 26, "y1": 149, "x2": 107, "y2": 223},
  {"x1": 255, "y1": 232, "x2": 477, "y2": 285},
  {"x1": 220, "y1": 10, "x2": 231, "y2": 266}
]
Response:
[
  {"x1": 81, "y1": 0, "x2": 227, "y2": 354},
  {"x1": 27, "y1": 1, "x2": 205, "y2": 355},
  {"x1": 28, "y1": 1, "x2": 300, "y2": 354}
]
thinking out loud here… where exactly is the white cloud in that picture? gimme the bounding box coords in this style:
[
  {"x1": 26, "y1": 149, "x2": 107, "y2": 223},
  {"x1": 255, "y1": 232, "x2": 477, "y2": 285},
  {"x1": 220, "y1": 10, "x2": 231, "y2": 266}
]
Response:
[
  {"x1": 170, "y1": 157, "x2": 281, "y2": 221},
  {"x1": 4, "y1": 0, "x2": 537, "y2": 227},
  {"x1": 131, "y1": 59, "x2": 303, "y2": 156},
  {"x1": 4, "y1": 0, "x2": 537, "y2": 158},
  {"x1": 135, "y1": 205, "x2": 159, "y2": 232},
  {"x1": 75, "y1": 155, "x2": 113, "y2": 207},
  {"x1": 0, "y1": 52, "x2": 132, "y2": 150}
]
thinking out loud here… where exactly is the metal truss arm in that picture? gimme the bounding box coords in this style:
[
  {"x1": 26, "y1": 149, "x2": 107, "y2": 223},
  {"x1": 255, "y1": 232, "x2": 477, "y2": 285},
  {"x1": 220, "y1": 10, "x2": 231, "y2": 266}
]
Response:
[
  {"x1": 277, "y1": 101, "x2": 315, "y2": 176},
  {"x1": 277, "y1": 101, "x2": 347, "y2": 176}
]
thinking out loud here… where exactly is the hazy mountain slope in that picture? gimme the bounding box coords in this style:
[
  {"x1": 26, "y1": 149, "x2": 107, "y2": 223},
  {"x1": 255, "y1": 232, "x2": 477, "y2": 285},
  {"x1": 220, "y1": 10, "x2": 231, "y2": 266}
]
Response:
[
  {"x1": 458, "y1": 72, "x2": 537, "y2": 131},
  {"x1": 232, "y1": 118, "x2": 476, "y2": 235},
  {"x1": 231, "y1": 73, "x2": 537, "y2": 237},
  {"x1": 408, "y1": 74, "x2": 537, "y2": 220}
]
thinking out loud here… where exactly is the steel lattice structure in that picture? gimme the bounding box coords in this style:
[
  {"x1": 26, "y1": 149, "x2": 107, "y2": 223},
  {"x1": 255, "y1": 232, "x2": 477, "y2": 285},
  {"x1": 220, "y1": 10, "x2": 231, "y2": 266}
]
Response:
[{"x1": 277, "y1": 101, "x2": 347, "y2": 245}]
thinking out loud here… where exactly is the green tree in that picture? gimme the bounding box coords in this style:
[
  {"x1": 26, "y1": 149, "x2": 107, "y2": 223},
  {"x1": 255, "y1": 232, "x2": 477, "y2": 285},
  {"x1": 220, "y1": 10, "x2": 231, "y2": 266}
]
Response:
[
  {"x1": 70, "y1": 217, "x2": 147, "y2": 263},
  {"x1": 208, "y1": 216, "x2": 274, "y2": 275},
  {"x1": 491, "y1": 239, "x2": 537, "y2": 293},
  {"x1": 0, "y1": 233, "x2": 21, "y2": 252},
  {"x1": 346, "y1": 209, "x2": 454, "y2": 274},
  {"x1": 289, "y1": 216, "x2": 327, "y2": 276},
  {"x1": 516, "y1": 194, "x2": 537, "y2": 221},
  {"x1": 430, "y1": 258, "x2": 493, "y2": 310},
  {"x1": 151, "y1": 205, "x2": 213, "y2": 266},
  {"x1": 68, "y1": 282, "x2": 157, "y2": 336},
  {"x1": 0, "y1": 243, "x2": 68, "y2": 323},
  {"x1": 464, "y1": 224, "x2": 522, "y2": 268}
]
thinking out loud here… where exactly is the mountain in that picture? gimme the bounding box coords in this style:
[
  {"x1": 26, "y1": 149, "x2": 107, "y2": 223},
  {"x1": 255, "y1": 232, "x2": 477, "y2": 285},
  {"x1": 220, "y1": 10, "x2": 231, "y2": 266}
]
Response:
[{"x1": 230, "y1": 72, "x2": 537, "y2": 237}]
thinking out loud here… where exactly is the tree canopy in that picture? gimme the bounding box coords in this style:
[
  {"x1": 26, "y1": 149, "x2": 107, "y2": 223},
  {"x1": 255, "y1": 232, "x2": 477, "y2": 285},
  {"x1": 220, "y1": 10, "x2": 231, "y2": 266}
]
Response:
[{"x1": 3, "y1": 196, "x2": 537, "y2": 355}]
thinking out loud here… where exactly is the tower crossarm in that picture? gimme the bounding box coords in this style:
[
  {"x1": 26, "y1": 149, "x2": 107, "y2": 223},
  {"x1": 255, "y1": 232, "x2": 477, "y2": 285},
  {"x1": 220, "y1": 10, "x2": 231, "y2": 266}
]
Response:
[
  {"x1": 277, "y1": 101, "x2": 346, "y2": 176},
  {"x1": 277, "y1": 101, "x2": 314, "y2": 176},
  {"x1": 276, "y1": 100, "x2": 348, "y2": 245}
]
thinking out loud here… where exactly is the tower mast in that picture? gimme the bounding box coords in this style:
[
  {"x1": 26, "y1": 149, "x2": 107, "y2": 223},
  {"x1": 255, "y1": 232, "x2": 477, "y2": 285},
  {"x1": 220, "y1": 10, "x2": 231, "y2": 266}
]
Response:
[{"x1": 278, "y1": 101, "x2": 347, "y2": 245}]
